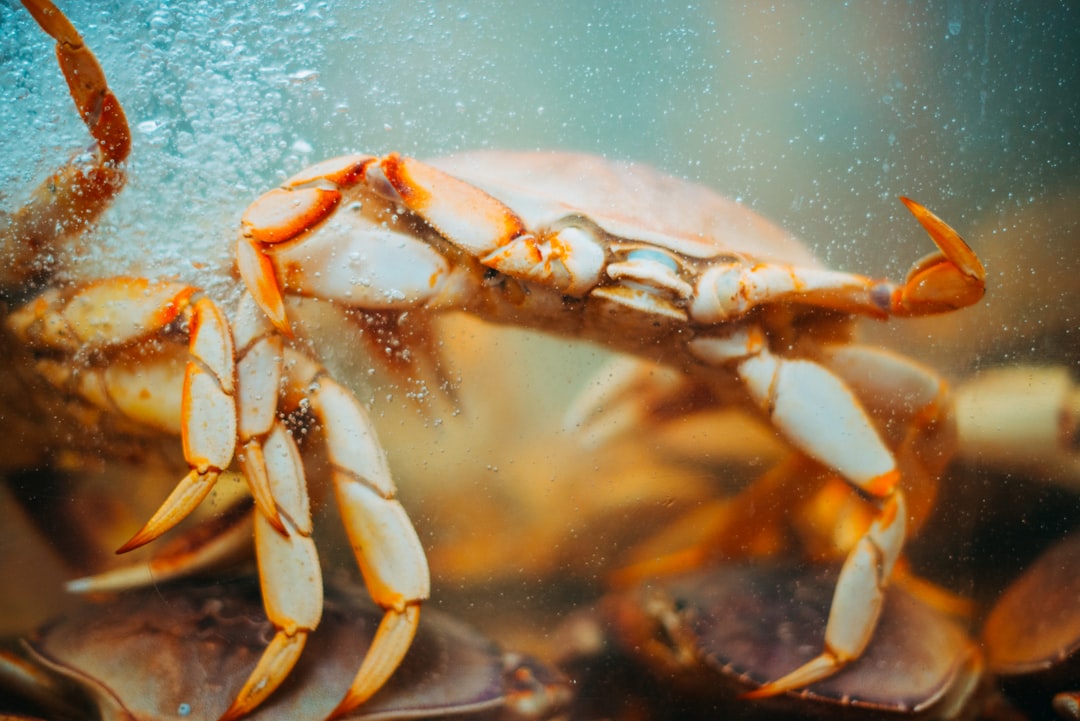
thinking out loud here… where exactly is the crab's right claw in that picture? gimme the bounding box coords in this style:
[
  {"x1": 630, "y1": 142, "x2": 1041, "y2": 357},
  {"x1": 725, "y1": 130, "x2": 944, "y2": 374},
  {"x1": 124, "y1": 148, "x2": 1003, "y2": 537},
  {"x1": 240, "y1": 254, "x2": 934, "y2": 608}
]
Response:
[{"x1": 891, "y1": 197, "x2": 985, "y2": 316}]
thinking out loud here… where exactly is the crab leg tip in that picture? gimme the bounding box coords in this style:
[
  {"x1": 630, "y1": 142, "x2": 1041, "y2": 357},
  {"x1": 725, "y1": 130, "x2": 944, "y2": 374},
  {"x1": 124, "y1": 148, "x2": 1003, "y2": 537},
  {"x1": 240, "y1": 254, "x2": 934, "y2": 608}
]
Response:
[
  {"x1": 219, "y1": 631, "x2": 308, "y2": 721},
  {"x1": 330, "y1": 604, "x2": 422, "y2": 718},
  {"x1": 115, "y1": 524, "x2": 161, "y2": 555},
  {"x1": 739, "y1": 652, "x2": 841, "y2": 700},
  {"x1": 898, "y1": 196, "x2": 984, "y2": 280},
  {"x1": 116, "y1": 469, "x2": 220, "y2": 554}
]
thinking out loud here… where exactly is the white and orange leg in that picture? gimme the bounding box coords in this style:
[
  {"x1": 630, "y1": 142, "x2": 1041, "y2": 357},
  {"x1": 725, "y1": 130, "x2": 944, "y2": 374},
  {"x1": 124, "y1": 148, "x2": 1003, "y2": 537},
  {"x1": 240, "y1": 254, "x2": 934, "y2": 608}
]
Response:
[
  {"x1": 5, "y1": 278, "x2": 261, "y2": 561},
  {"x1": 286, "y1": 349, "x2": 429, "y2": 718},
  {"x1": 688, "y1": 327, "x2": 907, "y2": 697},
  {"x1": 220, "y1": 422, "x2": 321, "y2": 720},
  {"x1": 225, "y1": 297, "x2": 430, "y2": 718}
]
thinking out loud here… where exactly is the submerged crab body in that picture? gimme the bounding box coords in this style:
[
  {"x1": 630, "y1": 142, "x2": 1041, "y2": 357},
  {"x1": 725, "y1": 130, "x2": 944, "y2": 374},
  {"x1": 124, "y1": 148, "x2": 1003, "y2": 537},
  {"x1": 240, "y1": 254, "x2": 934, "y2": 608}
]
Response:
[
  {"x1": 0, "y1": 577, "x2": 571, "y2": 721},
  {"x1": 3, "y1": 1, "x2": 989, "y2": 719}
]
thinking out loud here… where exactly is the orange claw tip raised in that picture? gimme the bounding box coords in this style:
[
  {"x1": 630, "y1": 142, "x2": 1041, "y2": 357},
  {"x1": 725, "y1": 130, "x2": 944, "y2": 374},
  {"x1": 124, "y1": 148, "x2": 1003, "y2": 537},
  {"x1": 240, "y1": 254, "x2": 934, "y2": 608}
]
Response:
[{"x1": 898, "y1": 196, "x2": 986, "y2": 282}]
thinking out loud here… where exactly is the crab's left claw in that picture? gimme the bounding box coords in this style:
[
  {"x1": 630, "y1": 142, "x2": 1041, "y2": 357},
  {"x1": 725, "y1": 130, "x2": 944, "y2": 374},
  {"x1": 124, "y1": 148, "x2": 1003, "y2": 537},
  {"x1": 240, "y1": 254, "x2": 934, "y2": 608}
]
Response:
[
  {"x1": 237, "y1": 154, "x2": 375, "y2": 337},
  {"x1": 887, "y1": 197, "x2": 985, "y2": 316}
]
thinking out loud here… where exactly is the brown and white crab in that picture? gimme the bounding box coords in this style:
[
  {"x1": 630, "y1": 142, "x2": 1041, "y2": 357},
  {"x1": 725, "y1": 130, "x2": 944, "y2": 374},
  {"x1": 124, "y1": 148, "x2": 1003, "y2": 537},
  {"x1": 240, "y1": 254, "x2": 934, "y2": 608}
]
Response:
[
  {"x1": 2, "y1": 0, "x2": 989, "y2": 719},
  {"x1": 0, "y1": 575, "x2": 571, "y2": 721}
]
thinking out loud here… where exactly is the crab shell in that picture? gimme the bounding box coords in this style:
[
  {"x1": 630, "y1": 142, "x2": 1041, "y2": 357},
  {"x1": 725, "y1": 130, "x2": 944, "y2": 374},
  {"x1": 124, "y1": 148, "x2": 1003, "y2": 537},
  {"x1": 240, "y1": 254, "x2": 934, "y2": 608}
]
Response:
[
  {"x1": 0, "y1": 577, "x2": 570, "y2": 721},
  {"x1": 557, "y1": 561, "x2": 982, "y2": 721},
  {"x1": 983, "y1": 531, "x2": 1080, "y2": 720}
]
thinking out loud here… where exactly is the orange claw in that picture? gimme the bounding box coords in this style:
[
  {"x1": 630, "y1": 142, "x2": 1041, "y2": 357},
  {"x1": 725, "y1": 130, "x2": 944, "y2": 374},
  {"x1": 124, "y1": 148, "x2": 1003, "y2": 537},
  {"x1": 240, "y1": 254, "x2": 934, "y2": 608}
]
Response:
[
  {"x1": 5, "y1": 1, "x2": 131, "y2": 288},
  {"x1": 890, "y1": 197, "x2": 985, "y2": 316},
  {"x1": 21, "y1": 0, "x2": 130, "y2": 164}
]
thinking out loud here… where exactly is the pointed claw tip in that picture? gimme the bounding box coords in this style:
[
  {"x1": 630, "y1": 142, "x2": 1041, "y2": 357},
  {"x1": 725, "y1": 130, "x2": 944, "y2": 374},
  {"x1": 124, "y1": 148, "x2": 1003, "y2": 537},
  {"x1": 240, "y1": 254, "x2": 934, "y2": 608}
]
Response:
[
  {"x1": 217, "y1": 701, "x2": 250, "y2": 721},
  {"x1": 115, "y1": 527, "x2": 155, "y2": 555},
  {"x1": 329, "y1": 695, "x2": 363, "y2": 720},
  {"x1": 739, "y1": 685, "x2": 780, "y2": 701},
  {"x1": 898, "y1": 195, "x2": 986, "y2": 284}
]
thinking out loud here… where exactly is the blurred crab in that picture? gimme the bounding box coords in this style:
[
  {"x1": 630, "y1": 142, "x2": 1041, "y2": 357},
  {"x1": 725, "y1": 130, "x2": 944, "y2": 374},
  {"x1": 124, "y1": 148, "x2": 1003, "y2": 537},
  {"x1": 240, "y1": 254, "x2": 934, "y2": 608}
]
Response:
[
  {"x1": 982, "y1": 528, "x2": 1080, "y2": 721},
  {"x1": 3, "y1": 0, "x2": 987, "y2": 717},
  {"x1": 0, "y1": 576, "x2": 571, "y2": 721},
  {"x1": 555, "y1": 560, "x2": 983, "y2": 721}
]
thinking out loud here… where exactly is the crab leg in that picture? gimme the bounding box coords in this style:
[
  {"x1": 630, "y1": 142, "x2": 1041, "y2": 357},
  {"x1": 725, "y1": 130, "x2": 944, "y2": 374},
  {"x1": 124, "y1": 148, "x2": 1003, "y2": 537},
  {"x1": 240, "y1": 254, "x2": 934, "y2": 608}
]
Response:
[
  {"x1": 4, "y1": 0, "x2": 130, "y2": 287},
  {"x1": 7, "y1": 282, "x2": 237, "y2": 527},
  {"x1": 278, "y1": 350, "x2": 430, "y2": 716},
  {"x1": 7, "y1": 280, "x2": 297, "y2": 577},
  {"x1": 117, "y1": 296, "x2": 240, "y2": 553},
  {"x1": 221, "y1": 421, "x2": 322, "y2": 721},
  {"x1": 953, "y1": 365, "x2": 1080, "y2": 487},
  {"x1": 690, "y1": 197, "x2": 984, "y2": 323},
  {"x1": 66, "y1": 493, "x2": 255, "y2": 593},
  {"x1": 688, "y1": 327, "x2": 906, "y2": 696}
]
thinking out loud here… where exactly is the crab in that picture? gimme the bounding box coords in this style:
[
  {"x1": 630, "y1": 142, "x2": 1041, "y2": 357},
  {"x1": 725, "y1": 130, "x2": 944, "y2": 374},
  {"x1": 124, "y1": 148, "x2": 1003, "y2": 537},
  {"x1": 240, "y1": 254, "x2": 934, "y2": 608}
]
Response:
[
  {"x1": 2, "y1": 0, "x2": 987, "y2": 719},
  {"x1": 983, "y1": 531, "x2": 1080, "y2": 721},
  {"x1": 555, "y1": 560, "x2": 983, "y2": 721},
  {"x1": 0, "y1": 576, "x2": 571, "y2": 721}
]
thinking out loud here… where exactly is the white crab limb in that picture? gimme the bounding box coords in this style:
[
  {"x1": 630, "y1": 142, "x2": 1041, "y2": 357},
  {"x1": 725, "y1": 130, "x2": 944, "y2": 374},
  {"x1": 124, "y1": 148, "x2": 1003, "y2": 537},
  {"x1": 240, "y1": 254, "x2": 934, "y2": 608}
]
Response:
[
  {"x1": 745, "y1": 491, "x2": 906, "y2": 698},
  {"x1": 222, "y1": 422, "x2": 322, "y2": 721},
  {"x1": 739, "y1": 351, "x2": 896, "y2": 490},
  {"x1": 686, "y1": 324, "x2": 915, "y2": 698},
  {"x1": 691, "y1": 263, "x2": 876, "y2": 323},
  {"x1": 117, "y1": 296, "x2": 239, "y2": 553},
  {"x1": 954, "y1": 365, "x2": 1080, "y2": 488},
  {"x1": 233, "y1": 295, "x2": 288, "y2": 532},
  {"x1": 266, "y1": 224, "x2": 452, "y2": 309},
  {"x1": 296, "y1": 362, "x2": 429, "y2": 714}
]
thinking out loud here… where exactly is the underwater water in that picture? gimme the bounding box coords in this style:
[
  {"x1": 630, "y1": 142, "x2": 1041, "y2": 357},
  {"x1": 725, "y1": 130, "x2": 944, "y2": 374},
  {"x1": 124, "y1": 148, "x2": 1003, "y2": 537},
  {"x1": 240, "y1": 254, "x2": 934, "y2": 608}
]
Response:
[{"x1": 1, "y1": 1, "x2": 1078, "y2": 719}]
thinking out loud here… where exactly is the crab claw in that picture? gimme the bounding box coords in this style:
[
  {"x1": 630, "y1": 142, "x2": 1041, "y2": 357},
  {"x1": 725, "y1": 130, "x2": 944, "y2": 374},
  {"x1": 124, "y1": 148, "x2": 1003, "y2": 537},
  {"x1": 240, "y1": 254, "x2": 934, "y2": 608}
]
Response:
[
  {"x1": 887, "y1": 197, "x2": 985, "y2": 316},
  {"x1": 5, "y1": 0, "x2": 131, "y2": 288},
  {"x1": 237, "y1": 154, "x2": 375, "y2": 337}
]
